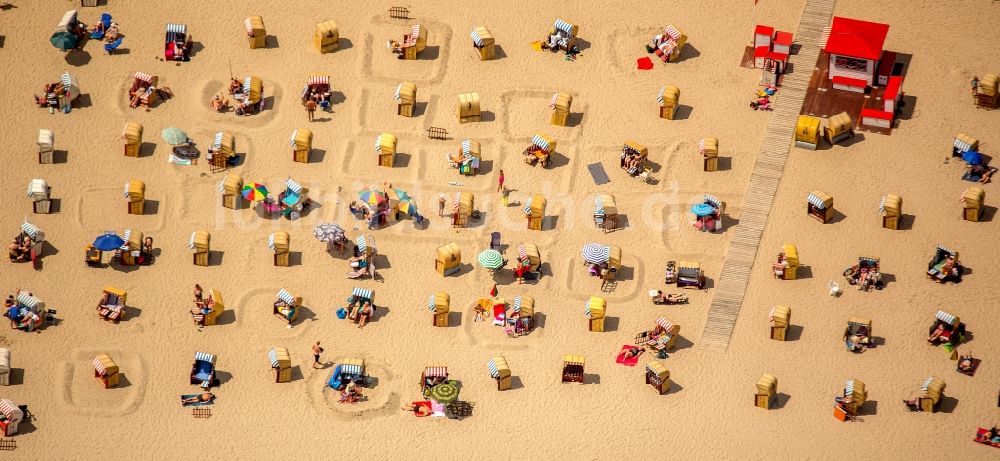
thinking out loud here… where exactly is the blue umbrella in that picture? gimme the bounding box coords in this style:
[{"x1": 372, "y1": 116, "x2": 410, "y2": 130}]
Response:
[
  {"x1": 93, "y1": 231, "x2": 125, "y2": 251},
  {"x1": 962, "y1": 150, "x2": 982, "y2": 166},
  {"x1": 691, "y1": 203, "x2": 715, "y2": 217}
]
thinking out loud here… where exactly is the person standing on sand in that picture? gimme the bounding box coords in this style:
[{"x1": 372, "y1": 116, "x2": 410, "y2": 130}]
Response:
[
  {"x1": 312, "y1": 341, "x2": 324, "y2": 368},
  {"x1": 497, "y1": 169, "x2": 505, "y2": 192},
  {"x1": 501, "y1": 187, "x2": 510, "y2": 207},
  {"x1": 438, "y1": 194, "x2": 446, "y2": 217},
  {"x1": 305, "y1": 99, "x2": 317, "y2": 122}
]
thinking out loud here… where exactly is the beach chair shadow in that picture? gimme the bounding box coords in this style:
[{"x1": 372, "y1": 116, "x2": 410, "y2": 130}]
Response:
[{"x1": 772, "y1": 392, "x2": 791, "y2": 409}]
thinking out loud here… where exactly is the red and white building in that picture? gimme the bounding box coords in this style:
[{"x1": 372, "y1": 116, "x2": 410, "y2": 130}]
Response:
[
  {"x1": 860, "y1": 75, "x2": 904, "y2": 129},
  {"x1": 752, "y1": 25, "x2": 792, "y2": 70},
  {"x1": 823, "y1": 16, "x2": 890, "y2": 92}
]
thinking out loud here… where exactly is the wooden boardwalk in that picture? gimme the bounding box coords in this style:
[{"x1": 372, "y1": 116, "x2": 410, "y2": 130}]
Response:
[{"x1": 700, "y1": 0, "x2": 836, "y2": 352}]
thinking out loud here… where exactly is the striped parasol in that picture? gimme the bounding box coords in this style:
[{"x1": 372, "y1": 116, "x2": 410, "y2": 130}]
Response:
[
  {"x1": 397, "y1": 201, "x2": 419, "y2": 216},
  {"x1": 581, "y1": 243, "x2": 610, "y2": 264},
  {"x1": 478, "y1": 249, "x2": 504, "y2": 269},
  {"x1": 241, "y1": 183, "x2": 269, "y2": 201},
  {"x1": 428, "y1": 382, "x2": 459, "y2": 404},
  {"x1": 358, "y1": 188, "x2": 387, "y2": 205},
  {"x1": 161, "y1": 127, "x2": 189, "y2": 145},
  {"x1": 313, "y1": 223, "x2": 345, "y2": 243}
]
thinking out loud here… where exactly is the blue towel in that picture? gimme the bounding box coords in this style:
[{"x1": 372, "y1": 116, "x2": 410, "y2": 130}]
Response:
[
  {"x1": 101, "y1": 13, "x2": 112, "y2": 28},
  {"x1": 104, "y1": 37, "x2": 123, "y2": 53}
]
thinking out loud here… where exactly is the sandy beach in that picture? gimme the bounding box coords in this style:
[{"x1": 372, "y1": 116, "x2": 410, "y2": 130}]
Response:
[{"x1": 1, "y1": 0, "x2": 999, "y2": 458}]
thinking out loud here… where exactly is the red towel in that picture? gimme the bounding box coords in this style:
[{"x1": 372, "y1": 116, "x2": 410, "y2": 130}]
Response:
[
  {"x1": 616, "y1": 345, "x2": 643, "y2": 366},
  {"x1": 636, "y1": 57, "x2": 654, "y2": 70}
]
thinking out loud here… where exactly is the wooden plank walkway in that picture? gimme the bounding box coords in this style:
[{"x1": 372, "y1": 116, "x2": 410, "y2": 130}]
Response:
[{"x1": 700, "y1": 0, "x2": 836, "y2": 352}]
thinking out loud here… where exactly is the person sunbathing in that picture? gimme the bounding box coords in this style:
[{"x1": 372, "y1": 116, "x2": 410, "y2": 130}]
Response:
[
  {"x1": 976, "y1": 427, "x2": 1000, "y2": 444},
  {"x1": 9, "y1": 239, "x2": 25, "y2": 261},
  {"x1": 958, "y1": 354, "x2": 975, "y2": 372},
  {"x1": 228, "y1": 78, "x2": 242, "y2": 95},
  {"x1": 356, "y1": 302, "x2": 374, "y2": 329},
  {"x1": 339, "y1": 383, "x2": 361, "y2": 403},
  {"x1": 620, "y1": 347, "x2": 644, "y2": 361},
  {"x1": 210, "y1": 94, "x2": 227, "y2": 112},
  {"x1": 193, "y1": 284, "x2": 205, "y2": 308},
  {"x1": 181, "y1": 393, "x2": 215, "y2": 404},
  {"x1": 402, "y1": 401, "x2": 432, "y2": 417},
  {"x1": 927, "y1": 323, "x2": 947, "y2": 343},
  {"x1": 106, "y1": 24, "x2": 120, "y2": 41}
]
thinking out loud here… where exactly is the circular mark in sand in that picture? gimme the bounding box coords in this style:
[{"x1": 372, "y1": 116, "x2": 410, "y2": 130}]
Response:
[
  {"x1": 307, "y1": 360, "x2": 398, "y2": 421},
  {"x1": 58, "y1": 349, "x2": 147, "y2": 417}
]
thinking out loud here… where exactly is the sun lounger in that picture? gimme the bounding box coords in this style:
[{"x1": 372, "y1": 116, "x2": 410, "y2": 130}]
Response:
[{"x1": 490, "y1": 232, "x2": 501, "y2": 251}]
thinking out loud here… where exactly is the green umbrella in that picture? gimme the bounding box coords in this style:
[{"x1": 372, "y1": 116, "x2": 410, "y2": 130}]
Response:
[
  {"x1": 478, "y1": 249, "x2": 504, "y2": 270},
  {"x1": 51, "y1": 31, "x2": 78, "y2": 51},
  {"x1": 428, "y1": 382, "x2": 459, "y2": 404},
  {"x1": 161, "y1": 127, "x2": 189, "y2": 145}
]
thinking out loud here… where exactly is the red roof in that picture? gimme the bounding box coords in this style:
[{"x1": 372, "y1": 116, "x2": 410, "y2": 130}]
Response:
[
  {"x1": 774, "y1": 31, "x2": 793, "y2": 45},
  {"x1": 824, "y1": 16, "x2": 889, "y2": 61},
  {"x1": 767, "y1": 52, "x2": 788, "y2": 63},
  {"x1": 860, "y1": 108, "x2": 893, "y2": 120},
  {"x1": 754, "y1": 46, "x2": 770, "y2": 58},
  {"x1": 832, "y1": 76, "x2": 867, "y2": 89},
  {"x1": 883, "y1": 76, "x2": 904, "y2": 100},
  {"x1": 755, "y1": 25, "x2": 774, "y2": 37}
]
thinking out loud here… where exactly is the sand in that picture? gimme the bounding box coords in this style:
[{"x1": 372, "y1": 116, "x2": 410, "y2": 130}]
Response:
[{"x1": 1, "y1": 0, "x2": 999, "y2": 458}]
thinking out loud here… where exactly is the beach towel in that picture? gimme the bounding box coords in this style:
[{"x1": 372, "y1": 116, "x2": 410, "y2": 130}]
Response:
[
  {"x1": 975, "y1": 428, "x2": 1000, "y2": 448},
  {"x1": 180, "y1": 394, "x2": 215, "y2": 407},
  {"x1": 616, "y1": 345, "x2": 642, "y2": 366},
  {"x1": 637, "y1": 57, "x2": 654, "y2": 70},
  {"x1": 493, "y1": 305, "x2": 505, "y2": 326},
  {"x1": 958, "y1": 358, "x2": 981, "y2": 377},
  {"x1": 587, "y1": 163, "x2": 610, "y2": 185}
]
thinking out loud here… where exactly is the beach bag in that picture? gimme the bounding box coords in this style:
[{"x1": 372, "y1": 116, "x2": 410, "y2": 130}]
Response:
[{"x1": 336, "y1": 308, "x2": 347, "y2": 319}]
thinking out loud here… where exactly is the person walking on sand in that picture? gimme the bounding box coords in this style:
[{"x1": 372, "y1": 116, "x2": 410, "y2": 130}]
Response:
[
  {"x1": 305, "y1": 99, "x2": 317, "y2": 122},
  {"x1": 501, "y1": 187, "x2": 510, "y2": 207},
  {"x1": 312, "y1": 341, "x2": 324, "y2": 368},
  {"x1": 497, "y1": 169, "x2": 505, "y2": 192},
  {"x1": 438, "y1": 193, "x2": 446, "y2": 217}
]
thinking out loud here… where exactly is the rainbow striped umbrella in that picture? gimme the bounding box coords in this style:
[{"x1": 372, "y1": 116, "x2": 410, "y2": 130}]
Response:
[
  {"x1": 241, "y1": 183, "x2": 269, "y2": 201},
  {"x1": 398, "y1": 201, "x2": 419, "y2": 216},
  {"x1": 358, "y1": 188, "x2": 387, "y2": 205}
]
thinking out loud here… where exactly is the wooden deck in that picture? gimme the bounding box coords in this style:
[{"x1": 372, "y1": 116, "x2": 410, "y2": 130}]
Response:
[
  {"x1": 800, "y1": 50, "x2": 906, "y2": 136},
  {"x1": 699, "y1": 0, "x2": 836, "y2": 352},
  {"x1": 740, "y1": 46, "x2": 756, "y2": 69}
]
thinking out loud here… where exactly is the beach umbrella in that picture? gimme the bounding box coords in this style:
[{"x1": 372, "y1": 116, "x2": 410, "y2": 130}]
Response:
[
  {"x1": 241, "y1": 183, "x2": 269, "y2": 201},
  {"x1": 478, "y1": 249, "x2": 505, "y2": 270},
  {"x1": 393, "y1": 189, "x2": 413, "y2": 202},
  {"x1": 358, "y1": 188, "x2": 387, "y2": 206},
  {"x1": 691, "y1": 203, "x2": 715, "y2": 217},
  {"x1": 313, "y1": 223, "x2": 345, "y2": 242},
  {"x1": 161, "y1": 127, "x2": 188, "y2": 145},
  {"x1": 581, "y1": 243, "x2": 610, "y2": 264},
  {"x1": 93, "y1": 231, "x2": 125, "y2": 251},
  {"x1": 962, "y1": 150, "x2": 983, "y2": 166},
  {"x1": 397, "y1": 201, "x2": 419, "y2": 216},
  {"x1": 50, "y1": 32, "x2": 78, "y2": 51},
  {"x1": 428, "y1": 382, "x2": 459, "y2": 404}
]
